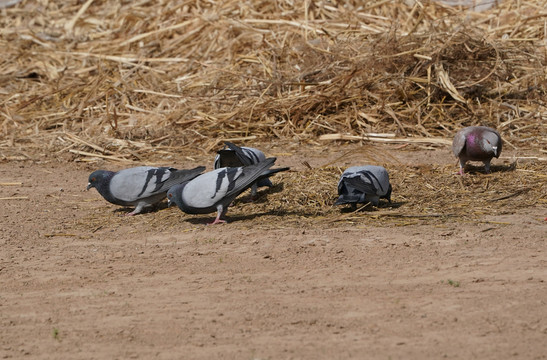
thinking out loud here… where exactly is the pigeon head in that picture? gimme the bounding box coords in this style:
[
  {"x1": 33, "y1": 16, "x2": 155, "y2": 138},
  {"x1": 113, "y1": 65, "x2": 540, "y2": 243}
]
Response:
[
  {"x1": 481, "y1": 131, "x2": 500, "y2": 157},
  {"x1": 87, "y1": 170, "x2": 113, "y2": 191},
  {"x1": 166, "y1": 183, "x2": 185, "y2": 208}
]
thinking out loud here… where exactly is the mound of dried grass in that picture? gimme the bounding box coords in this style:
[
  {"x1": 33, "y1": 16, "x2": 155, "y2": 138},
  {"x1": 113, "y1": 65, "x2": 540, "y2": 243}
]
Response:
[
  {"x1": 242, "y1": 161, "x2": 545, "y2": 226},
  {"x1": 0, "y1": 0, "x2": 545, "y2": 162}
]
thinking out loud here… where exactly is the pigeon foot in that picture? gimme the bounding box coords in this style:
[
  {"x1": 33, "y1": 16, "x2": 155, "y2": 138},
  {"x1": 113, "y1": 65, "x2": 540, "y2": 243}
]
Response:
[{"x1": 207, "y1": 218, "x2": 227, "y2": 225}]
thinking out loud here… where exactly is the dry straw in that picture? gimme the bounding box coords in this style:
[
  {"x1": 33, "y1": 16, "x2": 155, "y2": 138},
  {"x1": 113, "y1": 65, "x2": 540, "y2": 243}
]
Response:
[
  {"x1": 73, "y1": 161, "x2": 545, "y2": 230},
  {"x1": 2, "y1": 1, "x2": 545, "y2": 227},
  {"x1": 0, "y1": 0, "x2": 545, "y2": 162}
]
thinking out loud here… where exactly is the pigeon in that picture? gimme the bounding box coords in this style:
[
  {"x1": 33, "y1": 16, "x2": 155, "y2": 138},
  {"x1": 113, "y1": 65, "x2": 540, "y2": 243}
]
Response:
[
  {"x1": 452, "y1": 126, "x2": 502, "y2": 175},
  {"x1": 214, "y1": 141, "x2": 273, "y2": 198},
  {"x1": 167, "y1": 157, "x2": 289, "y2": 224},
  {"x1": 334, "y1": 165, "x2": 392, "y2": 209},
  {"x1": 87, "y1": 165, "x2": 205, "y2": 215}
]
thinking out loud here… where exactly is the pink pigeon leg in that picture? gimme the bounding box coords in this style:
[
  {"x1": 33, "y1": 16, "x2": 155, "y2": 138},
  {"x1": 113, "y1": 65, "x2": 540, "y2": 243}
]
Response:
[
  {"x1": 126, "y1": 203, "x2": 145, "y2": 216},
  {"x1": 458, "y1": 159, "x2": 466, "y2": 176},
  {"x1": 208, "y1": 217, "x2": 227, "y2": 225},
  {"x1": 207, "y1": 206, "x2": 227, "y2": 225}
]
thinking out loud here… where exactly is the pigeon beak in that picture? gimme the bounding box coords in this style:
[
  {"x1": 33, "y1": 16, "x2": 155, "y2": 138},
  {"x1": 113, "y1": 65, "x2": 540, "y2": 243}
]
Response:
[
  {"x1": 86, "y1": 183, "x2": 92, "y2": 191},
  {"x1": 492, "y1": 146, "x2": 498, "y2": 156},
  {"x1": 167, "y1": 199, "x2": 172, "y2": 207}
]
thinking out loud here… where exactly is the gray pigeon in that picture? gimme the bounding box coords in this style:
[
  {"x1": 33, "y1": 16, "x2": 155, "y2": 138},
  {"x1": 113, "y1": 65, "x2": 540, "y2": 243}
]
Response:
[
  {"x1": 452, "y1": 126, "x2": 502, "y2": 175},
  {"x1": 335, "y1": 165, "x2": 392, "y2": 209},
  {"x1": 87, "y1": 165, "x2": 205, "y2": 215},
  {"x1": 167, "y1": 158, "x2": 289, "y2": 224},
  {"x1": 214, "y1": 141, "x2": 273, "y2": 198}
]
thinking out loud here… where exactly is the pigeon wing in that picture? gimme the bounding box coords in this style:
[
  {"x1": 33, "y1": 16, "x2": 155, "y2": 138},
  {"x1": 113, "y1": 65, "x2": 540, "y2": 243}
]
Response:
[
  {"x1": 492, "y1": 129, "x2": 503, "y2": 158},
  {"x1": 108, "y1": 167, "x2": 170, "y2": 202},
  {"x1": 158, "y1": 166, "x2": 206, "y2": 192},
  {"x1": 222, "y1": 157, "x2": 277, "y2": 199},
  {"x1": 452, "y1": 129, "x2": 468, "y2": 157},
  {"x1": 241, "y1": 147, "x2": 266, "y2": 164},
  {"x1": 109, "y1": 166, "x2": 205, "y2": 202},
  {"x1": 334, "y1": 181, "x2": 362, "y2": 205},
  {"x1": 180, "y1": 158, "x2": 278, "y2": 210},
  {"x1": 344, "y1": 174, "x2": 379, "y2": 196}
]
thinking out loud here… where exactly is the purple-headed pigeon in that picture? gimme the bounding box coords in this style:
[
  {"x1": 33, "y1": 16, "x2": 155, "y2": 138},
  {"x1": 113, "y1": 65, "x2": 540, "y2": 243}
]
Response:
[{"x1": 452, "y1": 126, "x2": 502, "y2": 175}]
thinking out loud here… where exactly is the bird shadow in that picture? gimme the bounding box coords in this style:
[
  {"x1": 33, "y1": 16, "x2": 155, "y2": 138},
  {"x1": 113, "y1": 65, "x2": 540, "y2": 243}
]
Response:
[
  {"x1": 112, "y1": 201, "x2": 169, "y2": 216},
  {"x1": 232, "y1": 183, "x2": 285, "y2": 204},
  {"x1": 181, "y1": 208, "x2": 322, "y2": 225},
  {"x1": 181, "y1": 200, "x2": 407, "y2": 225},
  {"x1": 179, "y1": 184, "x2": 302, "y2": 224},
  {"x1": 462, "y1": 162, "x2": 516, "y2": 175},
  {"x1": 338, "y1": 200, "x2": 403, "y2": 213}
]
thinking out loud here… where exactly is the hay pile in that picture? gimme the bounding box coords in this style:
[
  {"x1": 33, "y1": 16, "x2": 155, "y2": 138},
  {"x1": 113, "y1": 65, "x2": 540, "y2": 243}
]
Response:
[
  {"x1": 70, "y1": 161, "x2": 545, "y2": 232},
  {"x1": 0, "y1": 0, "x2": 545, "y2": 162},
  {"x1": 229, "y1": 161, "x2": 546, "y2": 227}
]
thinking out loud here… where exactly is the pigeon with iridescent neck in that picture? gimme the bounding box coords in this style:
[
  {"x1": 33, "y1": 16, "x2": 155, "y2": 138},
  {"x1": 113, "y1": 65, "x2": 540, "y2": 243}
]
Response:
[{"x1": 452, "y1": 126, "x2": 502, "y2": 175}]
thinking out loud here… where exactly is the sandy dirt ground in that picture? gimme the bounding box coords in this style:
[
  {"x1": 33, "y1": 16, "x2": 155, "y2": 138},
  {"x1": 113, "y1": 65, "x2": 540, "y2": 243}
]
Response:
[{"x1": 1, "y1": 144, "x2": 546, "y2": 359}]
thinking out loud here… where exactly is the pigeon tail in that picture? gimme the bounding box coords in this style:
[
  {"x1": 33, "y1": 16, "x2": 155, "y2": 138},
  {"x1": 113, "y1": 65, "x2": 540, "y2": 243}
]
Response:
[
  {"x1": 383, "y1": 184, "x2": 393, "y2": 203},
  {"x1": 256, "y1": 167, "x2": 290, "y2": 182}
]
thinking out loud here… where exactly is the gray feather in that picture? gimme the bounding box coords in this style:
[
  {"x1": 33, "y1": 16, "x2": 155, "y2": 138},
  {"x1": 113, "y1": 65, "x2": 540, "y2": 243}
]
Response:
[
  {"x1": 87, "y1": 165, "x2": 205, "y2": 215},
  {"x1": 214, "y1": 142, "x2": 272, "y2": 195},
  {"x1": 452, "y1": 126, "x2": 502, "y2": 174},
  {"x1": 168, "y1": 158, "x2": 289, "y2": 222},
  {"x1": 335, "y1": 165, "x2": 391, "y2": 207}
]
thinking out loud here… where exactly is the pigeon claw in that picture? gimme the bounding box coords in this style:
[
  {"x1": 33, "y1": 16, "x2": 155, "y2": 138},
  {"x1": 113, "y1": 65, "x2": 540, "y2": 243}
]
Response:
[{"x1": 207, "y1": 218, "x2": 227, "y2": 225}]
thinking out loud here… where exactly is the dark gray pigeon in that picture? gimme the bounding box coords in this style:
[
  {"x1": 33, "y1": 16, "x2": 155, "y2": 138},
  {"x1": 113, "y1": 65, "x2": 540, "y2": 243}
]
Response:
[
  {"x1": 167, "y1": 157, "x2": 289, "y2": 224},
  {"x1": 452, "y1": 126, "x2": 502, "y2": 175},
  {"x1": 214, "y1": 141, "x2": 273, "y2": 198},
  {"x1": 335, "y1": 165, "x2": 392, "y2": 209},
  {"x1": 87, "y1": 165, "x2": 205, "y2": 215}
]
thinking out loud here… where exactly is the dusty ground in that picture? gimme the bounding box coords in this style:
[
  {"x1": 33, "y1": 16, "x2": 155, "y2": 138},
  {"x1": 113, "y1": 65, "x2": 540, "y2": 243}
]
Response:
[{"x1": 1, "y1": 143, "x2": 546, "y2": 359}]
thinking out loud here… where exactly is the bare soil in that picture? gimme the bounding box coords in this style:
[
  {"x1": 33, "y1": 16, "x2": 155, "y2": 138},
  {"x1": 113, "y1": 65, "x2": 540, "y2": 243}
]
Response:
[{"x1": 1, "y1": 144, "x2": 546, "y2": 359}]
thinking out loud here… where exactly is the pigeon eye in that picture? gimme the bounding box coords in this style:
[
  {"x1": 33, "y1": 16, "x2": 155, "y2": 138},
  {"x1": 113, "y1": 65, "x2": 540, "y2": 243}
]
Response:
[
  {"x1": 91, "y1": 177, "x2": 96, "y2": 182},
  {"x1": 168, "y1": 194, "x2": 172, "y2": 198}
]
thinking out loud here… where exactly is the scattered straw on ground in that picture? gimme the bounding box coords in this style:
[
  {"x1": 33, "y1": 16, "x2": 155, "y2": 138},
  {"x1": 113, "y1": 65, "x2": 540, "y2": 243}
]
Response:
[
  {"x1": 67, "y1": 160, "x2": 545, "y2": 235},
  {"x1": 1, "y1": 1, "x2": 545, "y2": 163}
]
